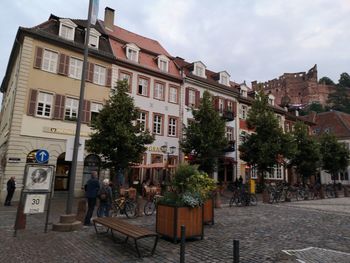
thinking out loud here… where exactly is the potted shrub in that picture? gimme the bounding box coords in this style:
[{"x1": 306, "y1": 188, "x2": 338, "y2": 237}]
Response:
[{"x1": 156, "y1": 164, "x2": 216, "y2": 243}]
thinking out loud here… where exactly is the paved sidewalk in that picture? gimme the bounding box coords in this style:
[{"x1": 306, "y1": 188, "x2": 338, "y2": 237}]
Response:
[{"x1": 0, "y1": 196, "x2": 349, "y2": 262}]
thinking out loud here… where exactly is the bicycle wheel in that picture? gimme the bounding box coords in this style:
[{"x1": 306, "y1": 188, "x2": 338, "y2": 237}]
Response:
[
  {"x1": 229, "y1": 197, "x2": 235, "y2": 207},
  {"x1": 268, "y1": 191, "x2": 275, "y2": 204},
  {"x1": 144, "y1": 201, "x2": 155, "y2": 216},
  {"x1": 249, "y1": 194, "x2": 257, "y2": 206},
  {"x1": 296, "y1": 190, "x2": 303, "y2": 201},
  {"x1": 125, "y1": 202, "x2": 137, "y2": 218},
  {"x1": 235, "y1": 196, "x2": 243, "y2": 207}
]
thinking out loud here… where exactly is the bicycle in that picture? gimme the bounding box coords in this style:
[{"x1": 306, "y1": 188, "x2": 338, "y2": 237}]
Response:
[
  {"x1": 110, "y1": 194, "x2": 137, "y2": 218},
  {"x1": 325, "y1": 183, "x2": 336, "y2": 198},
  {"x1": 229, "y1": 187, "x2": 257, "y2": 207},
  {"x1": 144, "y1": 194, "x2": 162, "y2": 216}
]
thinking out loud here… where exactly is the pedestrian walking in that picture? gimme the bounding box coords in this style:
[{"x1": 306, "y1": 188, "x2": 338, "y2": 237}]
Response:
[
  {"x1": 97, "y1": 179, "x2": 113, "y2": 217},
  {"x1": 84, "y1": 171, "x2": 100, "y2": 226},
  {"x1": 4, "y1": 176, "x2": 16, "y2": 206}
]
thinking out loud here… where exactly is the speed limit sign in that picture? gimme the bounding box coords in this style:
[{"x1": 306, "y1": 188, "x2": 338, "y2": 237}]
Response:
[{"x1": 24, "y1": 194, "x2": 47, "y2": 214}]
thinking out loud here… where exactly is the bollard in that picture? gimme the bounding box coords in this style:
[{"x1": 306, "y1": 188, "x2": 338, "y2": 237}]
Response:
[
  {"x1": 233, "y1": 240, "x2": 239, "y2": 263},
  {"x1": 137, "y1": 195, "x2": 144, "y2": 217},
  {"x1": 215, "y1": 191, "x2": 222, "y2": 208},
  {"x1": 180, "y1": 225, "x2": 186, "y2": 263}
]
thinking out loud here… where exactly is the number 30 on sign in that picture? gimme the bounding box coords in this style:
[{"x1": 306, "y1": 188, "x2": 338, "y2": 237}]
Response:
[{"x1": 24, "y1": 194, "x2": 46, "y2": 214}]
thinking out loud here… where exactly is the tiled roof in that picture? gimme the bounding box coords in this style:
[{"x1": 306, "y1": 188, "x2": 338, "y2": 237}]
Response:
[
  {"x1": 103, "y1": 23, "x2": 180, "y2": 77},
  {"x1": 308, "y1": 111, "x2": 350, "y2": 138}
]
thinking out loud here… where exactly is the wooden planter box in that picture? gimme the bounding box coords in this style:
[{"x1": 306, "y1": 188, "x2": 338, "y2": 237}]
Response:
[
  {"x1": 203, "y1": 198, "x2": 214, "y2": 225},
  {"x1": 156, "y1": 204, "x2": 203, "y2": 243}
]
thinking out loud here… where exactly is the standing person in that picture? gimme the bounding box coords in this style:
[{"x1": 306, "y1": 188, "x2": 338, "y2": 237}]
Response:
[
  {"x1": 4, "y1": 177, "x2": 16, "y2": 206},
  {"x1": 84, "y1": 171, "x2": 100, "y2": 226},
  {"x1": 97, "y1": 179, "x2": 113, "y2": 217}
]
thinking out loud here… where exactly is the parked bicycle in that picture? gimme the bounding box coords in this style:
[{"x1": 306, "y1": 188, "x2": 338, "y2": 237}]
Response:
[
  {"x1": 144, "y1": 194, "x2": 162, "y2": 216},
  {"x1": 325, "y1": 183, "x2": 336, "y2": 198},
  {"x1": 229, "y1": 187, "x2": 257, "y2": 207},
  {"x1": 109, "y1": 193, "x2": 137, "y2": 218}
]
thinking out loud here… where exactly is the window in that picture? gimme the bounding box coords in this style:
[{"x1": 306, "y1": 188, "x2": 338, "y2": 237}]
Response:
[
  {"x1": 276, "y1": 165, "x2": 282, "y2": 179},
  {"x1": 60, "y1": 24, "x2": 74, "y2": 40},
  {"x1": 159, "y1": 60, "x2": 168, "y2": 72},
  {"x1": 69, "y1": 57, "x2": 83, "y2": 79},
  {"x1": 36, "y1": 92, "x2": 53, "y2": 118},
  {"x1": 128, "y1": 49, "x2": 137, "y2": 61},
  {"x1": 239, "y1": 105, "x2": 248, "y2": 119},
  {"x1": 219, "y1": 98, "x2": 225, "y2": 113},
  {"x1": 251, "y1": 166, "x2": 258, "y2": 179},
  {"x1": 189, "y1": 89, "x2": 196, "y2": 107},
  {"x1": 154, "y1": 81, "x2": 165, "y2": 100},
  {"x1": 42, "y1": 50, "x2": 58, "y2": 73},
  {"x1": 137, "y1": 111, "x2": 148, "y2": 132},
  {"x1": 227, "y1": 100, "x2": 233, "y2": 112},
  {"x1": 91, "y1": 102, "x2": 102, "y2": 123},
  {"x1": 195, "y1": 66, "x2": 204, "y2": 77},
  {"x1": 153, "y1": 114, "x2": 163, "y2": 135},
  {"x1": 65, "y1": 98, "x2": 78, "y2": 121},
  {"x1": 93, "y1": 65, "x2": 106, "y2": 85},
  {"x1": 126, "y1": 44, "x2": 140, "y2": 62},
  {"x1": 168, "y1": 117, "x2": 177, "y2": 137},
  {"x1": 169, "y1": 86, "x2": 178, "y2": 103},
  {"x1": 89, "y1": 35, "x2": 98, "y2": 48},
  {"x1": 119, "y1": 71, "x2": 132, "y2": 91},
  {"x1": 226, "y1": 127, "x2": 234, "y2": 141},
  {"x1": 138, "y1": 77, "x2": 149, "y2": 96}
]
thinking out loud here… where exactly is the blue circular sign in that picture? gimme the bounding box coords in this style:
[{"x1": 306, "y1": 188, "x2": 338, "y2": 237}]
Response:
[{"x1": 35, "y1": 150, "x2": 49, "y2": 163}]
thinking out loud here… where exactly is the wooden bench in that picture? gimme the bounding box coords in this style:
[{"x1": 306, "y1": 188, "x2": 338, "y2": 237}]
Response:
[{"x1": 93, "y1": 217, "x2": 158, "y2": 258}]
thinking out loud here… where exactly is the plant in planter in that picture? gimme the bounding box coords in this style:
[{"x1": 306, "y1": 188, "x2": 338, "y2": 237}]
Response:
[{"x1": 156, "y1": 164, "x2": 216, "y2": 242}]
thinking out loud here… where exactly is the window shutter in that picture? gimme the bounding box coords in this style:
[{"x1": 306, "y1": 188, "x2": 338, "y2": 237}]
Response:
[
  {"x1": 185, "y1": 87, "x2": 189, "y2": 106},
  {"x1": 28, "y1": 89, "x2": 38, "y2": 116},
  {"x1": 34, "y1": 47, "x2": 43, "y2": 69},
  {"x1": 233, "y1": 101, "x2": 237, "y2": 116},
  {"x1": 53, "y1": 94, "x2": 65, "y2": 120},
  {"x1": 214, "y1": 97, "x2": 219, "y2": 110},
  {"x1": 58, "y1": 54, "x2": 69, "y2": 75},
  {"x1": 106, "y1": 68, "x2": 112, "y2": 87},
  {"x1": 86, "y1": 62, "x2": 94, "y2": 82},
  {"x1": 82, "y1": 100, "x2": 91, "y2": 124},
  {"x1": 224, "y1": 99, "x2": 229, "y2": 111},
  {"x1": 195, "y1": 90, "x2": 200, "y2": 108},
  {"x1": 64, "y1": 55, "x2": 69, "y2": 75}
]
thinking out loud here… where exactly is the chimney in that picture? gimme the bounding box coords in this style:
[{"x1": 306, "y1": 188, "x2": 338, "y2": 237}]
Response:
[{"x1": 104, "y1": 7, "x2": 115, "y2": 31}]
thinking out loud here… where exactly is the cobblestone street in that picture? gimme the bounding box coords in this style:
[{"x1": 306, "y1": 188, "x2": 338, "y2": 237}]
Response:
[{"x1": 0, "y1": 197, "x2": 349, "y2": 263}]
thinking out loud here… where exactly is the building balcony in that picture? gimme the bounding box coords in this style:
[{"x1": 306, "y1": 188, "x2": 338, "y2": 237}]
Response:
[{"x1": 222, "y1": 110, "x2": 235, "y2": 121}]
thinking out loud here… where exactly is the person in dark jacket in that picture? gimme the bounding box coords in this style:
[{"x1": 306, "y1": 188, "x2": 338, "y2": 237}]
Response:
[
  {"x1": 4, "y1": 177, "x2": 16, "y2": 206},
  {"x1": 84, "y1": 171, "x2": 100, "y2": 226}
]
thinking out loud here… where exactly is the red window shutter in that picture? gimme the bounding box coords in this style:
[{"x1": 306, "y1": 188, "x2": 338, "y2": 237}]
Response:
[
  {"x1": 185, "y1": 87, "x2": 189, "y2": 106},
  {"x1": 34, "y1": 47, "x2": 43, "y2": 69},
  {"x1": 224, "y1": 99, "x2": 229, "y2": 111},
  {"x1": 28, "y1": 89, "x2": 38, "y2": 116},
  {"x1": 106, "y1": 68, "x2": 112, "y2": 87},
  {"x1": 86, "y1": 62, "x2": 94, "y2": 82},
  {"x1": 233, "y1": 101, "x2": 237, "y2": 116},
  {"x1": 82, "y1": 100, "x2": 91, "y2": 124},
  {"x1": 53, "y1": 94, "x2": 65, "y2": 120},
  {"x1": 58, "y1": 54, "x2": 66, "y2": 75},
  {"x1": 64, "y1": 55, "x2": 69, "y2": 75},
  {"x1": 195, "y1": 90, "x2": 200, "y2": 108},
  {"x1": 214, "y1": 97, "x2": 219, "y2": 110}
]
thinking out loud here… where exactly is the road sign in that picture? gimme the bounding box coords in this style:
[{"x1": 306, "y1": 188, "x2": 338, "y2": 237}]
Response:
[
  {"x1": 24, "y1": 194, "x2": 47, "y2": 214},
  {"x1": 35, "y1": 150, "x2": 49, "y2": 163}
]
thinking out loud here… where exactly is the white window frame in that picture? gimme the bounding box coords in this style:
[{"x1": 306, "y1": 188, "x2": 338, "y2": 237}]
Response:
[
  {"x1": 157, "y1": 55, "x2": 169, "y2": 72},
  {"x1": 226, "y1": 127, "x2": 234, "y2": 141},
  {"x1": 88, "y1": 28, "x2": 101, "y2": 49},
  {"x1": 153, "y1": 114, "x2": 163, "y2": 135},
  {"x1": 126, "y1": 43, "x2": 140, "y2": 63},
  {"x1": 192, "y1": 61, "x2": 206, "y2": 78},
  {"x1": 168, "y1": 117, "x2": 177, "y2": 137},
  {"x1": 219, "y1": 98, "x2": 225, "y2": 113},
  {"x1": 189, "y1": 89, "x2": 196, "y2": 107},
  {"x1": 42, "y1": 49, "x2": 58, "y2": 73},
  {"x1": 219, "y1": 71, "x2": 230, "y2": 86},
  {"x1": 138, "y1": 111, "x2": 147, "y2": 132},
  {"x1": 154, "y1": 82, "x2": 165, "y2": 100},
  {"x1": 36, "y1": 92, "x2": 53, "y2": 118},
  {"x1": 90, "y1": 102, "x2": 102, "y2": 122},
  {"x1": 58, "y1": 19, "x2": 77, "y2": 41},
  {"x1": 93, "y1": 64, "x2": 106, "y2": 86},
  {"x1": 227, "y1": 100, "x2": 233, "y2": 112},
  {"x1": 69, "y1": 57, "x2": 83, "y2": 79},
  {"x1": 169, "y1": 86, "x2": 178, "y2": 103},
  {"x1": 239, "y1": 105, "x2": 248, "y2": 119},
  {"x1": 65, "y1": 97, "x2": 79, "y2": 120},
  {"x1": 138, "y1": 78, "x2": 149, "y2": 96}
]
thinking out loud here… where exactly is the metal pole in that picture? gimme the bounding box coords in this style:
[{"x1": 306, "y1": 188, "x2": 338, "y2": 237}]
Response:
[
  {"x1": 180, "y1": 225, "x2": 186, "y2": 263},
  {"x1": 233, "y1": 240, "x2": 239, "y2": 263},
  {"x1": 66, "y1": 0, "x2": 93, "y2": 214}
]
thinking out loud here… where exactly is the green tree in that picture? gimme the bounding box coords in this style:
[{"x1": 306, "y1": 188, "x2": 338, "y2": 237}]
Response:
[
  {"x1": 300, "y1": 103, "x2": 325, "y2": 116},
  {"x1": 318, "y1": 76, "x2": 335, "y2": 85},
  {"x1": 181, "y1": 90, "x2": 227, "y2": 175},
  {"x1": 338, "y1": 72, "x2": 350, "y2": 88},
  {"x1": 319, "y1": 133, "x2": 349, "y2": 187},
  {"x1": 327, "y1": 85, "x2": 350, "y2": 113},
  {"x1": 290, "y1": 122, "x2": 321, "y2": 184},
  {"x1": 86, "y1": 80, "x2": 154, "y2": 179},
  {"x1": 239, "y1": 90, "x2": 295, "y2": 184}
]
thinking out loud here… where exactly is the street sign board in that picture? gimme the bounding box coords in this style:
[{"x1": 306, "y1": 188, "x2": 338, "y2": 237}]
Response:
[
  {"x1": 24, "y1": 165, "x2": 54, "y2": 192},
  {"x1": 24, "y1": 194, "x2": 47, "y2": 214},
  {"x1": 35, "y1": 150, "x2": 49, "y2": 163}
]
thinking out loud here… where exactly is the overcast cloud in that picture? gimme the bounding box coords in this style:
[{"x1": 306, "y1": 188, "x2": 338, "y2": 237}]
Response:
[{"x1": 1, "y1": 0, "x2": 350, "y2": 104}]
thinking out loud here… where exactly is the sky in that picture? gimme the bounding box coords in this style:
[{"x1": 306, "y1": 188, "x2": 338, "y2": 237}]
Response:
[{"x1": 1, "y1": 0, "x2": 350, "y2": 104}]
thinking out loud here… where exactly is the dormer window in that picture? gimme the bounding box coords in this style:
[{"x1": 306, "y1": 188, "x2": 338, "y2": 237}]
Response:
[
  {"x1": 219, "y1": 71, "x2": 230, "y2": 86},
  {"x1": 240, "y1": 84, "x2": 248, "y2": 97},
  {"x1": 157, "y1": 55, "x2": 169, "y2": 72},
  {"x1": 59, "y1": 19, "x2": 77, "y2": 41},
  {"x1": 193, "y1": 61, "x2": 206, "y2": 78},
  {"x1": 88, "y1": 28, "x2": 101, "y2": 49},
  {"x1": 126, "y1": 43, "x2": 140, "y2": 63},
  {"x1": 268, "y1": 94, "x2": 275, "y2": 106}
]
